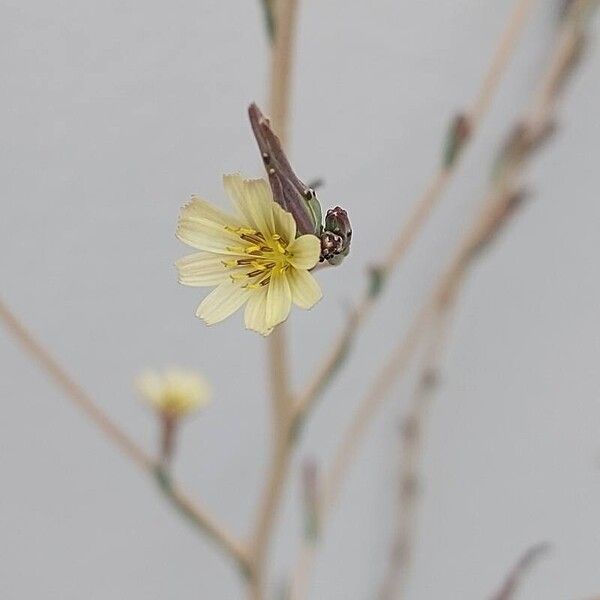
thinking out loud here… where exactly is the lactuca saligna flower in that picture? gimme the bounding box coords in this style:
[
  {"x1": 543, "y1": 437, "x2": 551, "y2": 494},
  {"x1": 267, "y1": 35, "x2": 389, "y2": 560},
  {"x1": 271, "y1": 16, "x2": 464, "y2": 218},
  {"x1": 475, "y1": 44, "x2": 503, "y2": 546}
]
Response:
[
  {"x1": 176, "y1": 174, "x2": 322, "y2": 335},
  {"x1": 137, "y1": 368, "x2": 210, "y2": 417},
  {"x1": 137, "y1": 368, "x2": 210, "y2": 463}
]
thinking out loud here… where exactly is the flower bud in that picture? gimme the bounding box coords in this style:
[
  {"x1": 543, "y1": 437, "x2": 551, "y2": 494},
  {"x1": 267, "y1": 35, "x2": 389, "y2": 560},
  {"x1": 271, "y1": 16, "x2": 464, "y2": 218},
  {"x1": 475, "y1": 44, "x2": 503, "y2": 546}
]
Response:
[
  {"x1": 321, "y1": 206, "x2": 352, "y2": 265},
  {"x1": 248, "y1": 103, "x2": 322, "y2": 236}
]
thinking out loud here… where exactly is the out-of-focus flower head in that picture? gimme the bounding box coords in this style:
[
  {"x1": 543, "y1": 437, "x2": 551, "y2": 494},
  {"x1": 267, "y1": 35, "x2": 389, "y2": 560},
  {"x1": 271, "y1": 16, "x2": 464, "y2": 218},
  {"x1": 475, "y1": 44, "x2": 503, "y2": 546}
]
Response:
[{"x1": 137, "y1": 368, "x2": 210, "y2": 417}]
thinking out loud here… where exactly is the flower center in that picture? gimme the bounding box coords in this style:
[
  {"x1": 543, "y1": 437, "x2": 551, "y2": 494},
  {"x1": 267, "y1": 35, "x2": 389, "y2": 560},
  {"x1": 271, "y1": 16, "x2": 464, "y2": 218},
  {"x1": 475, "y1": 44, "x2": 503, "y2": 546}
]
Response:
[{"x1": 223, "y1": 226, "x2": 291, "y2": 288}]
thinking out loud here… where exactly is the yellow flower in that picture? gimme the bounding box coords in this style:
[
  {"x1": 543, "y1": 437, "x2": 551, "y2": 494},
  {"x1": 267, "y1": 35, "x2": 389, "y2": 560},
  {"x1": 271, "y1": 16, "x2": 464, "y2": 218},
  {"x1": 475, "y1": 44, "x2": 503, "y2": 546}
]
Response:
[
  {"x1": 176, "y1": 174, "x2": 323, "y2": 335},
  {"x1": 136, "y1": 369, "x2": 210, "y2": 416}
]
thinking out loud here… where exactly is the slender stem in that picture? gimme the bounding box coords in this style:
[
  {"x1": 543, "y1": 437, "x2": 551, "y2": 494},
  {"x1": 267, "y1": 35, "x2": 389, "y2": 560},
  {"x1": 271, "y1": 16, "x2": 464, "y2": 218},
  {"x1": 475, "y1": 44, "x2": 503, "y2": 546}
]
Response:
[
  {"x1": 294, "y1": 0, "x2": 537, "y2": 420},
  {"x1": 0, "y1": 298, "x2": 154, "y2": 470},
  {"x1": 0, "y1": 297, "x2": 250, "y2": 573},
  {"x1": 268, "y1": 0, "x2": 298, "y2": 145},
  {"x1": 290, "y1": 249, "x2": 468, "y2": 600},
  {"x1": 290, "y1": 2, "x2": 592, "y2": 595},
  {"x1": 468, "y1": 0, "x2": 536, "y2": 127},
  {"x1": 489, "y1": 542, "x2": 550, "y2": 600},
  {"x1": 378, "y1": 303, "x2": 457, "y2": 600},
  {"x1": 249, "y1": 1, "x2": 300, "y2": 598},
  {"x1": 269, "y1": 327, "x2": 290, "y2": 425}
]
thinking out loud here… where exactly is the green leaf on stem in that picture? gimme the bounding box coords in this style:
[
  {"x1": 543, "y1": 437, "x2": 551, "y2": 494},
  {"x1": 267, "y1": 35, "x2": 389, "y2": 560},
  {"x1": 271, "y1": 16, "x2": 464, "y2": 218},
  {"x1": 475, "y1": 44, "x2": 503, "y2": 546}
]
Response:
[{"x1": 260, "y1": 0, "x2": 276, "y2": 43}]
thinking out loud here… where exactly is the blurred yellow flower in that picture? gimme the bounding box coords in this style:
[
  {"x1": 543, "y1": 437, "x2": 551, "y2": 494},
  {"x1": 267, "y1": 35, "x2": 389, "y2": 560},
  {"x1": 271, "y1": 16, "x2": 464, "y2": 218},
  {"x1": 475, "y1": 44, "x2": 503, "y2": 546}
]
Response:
[
  {"x1": 136, "y1": 369, "x2": 210, "y2": 417},
  {"x1": 176, "y1": 174, "x2": 322, "y2": 335}
]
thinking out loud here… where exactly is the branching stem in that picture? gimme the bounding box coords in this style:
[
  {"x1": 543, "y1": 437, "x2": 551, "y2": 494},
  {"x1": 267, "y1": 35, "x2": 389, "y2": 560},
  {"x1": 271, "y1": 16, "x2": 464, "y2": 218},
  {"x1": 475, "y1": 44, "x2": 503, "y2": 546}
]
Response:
[{"x1": 0, "y1": 298, "x2": 251, "y2": 574}]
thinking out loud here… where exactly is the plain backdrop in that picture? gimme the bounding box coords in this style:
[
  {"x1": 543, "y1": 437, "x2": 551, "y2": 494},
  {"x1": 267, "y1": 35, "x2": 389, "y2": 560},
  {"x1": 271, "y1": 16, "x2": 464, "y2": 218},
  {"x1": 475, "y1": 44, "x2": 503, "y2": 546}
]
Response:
[{"x1": 1, "y1": 1, "x2": 599, "y2": 599}]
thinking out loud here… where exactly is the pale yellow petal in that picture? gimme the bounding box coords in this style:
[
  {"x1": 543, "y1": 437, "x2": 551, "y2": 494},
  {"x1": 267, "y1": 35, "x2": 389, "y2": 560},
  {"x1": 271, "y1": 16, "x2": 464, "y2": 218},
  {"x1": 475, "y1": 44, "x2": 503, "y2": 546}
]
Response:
[
  {"x1": 181, "y1": 197, "x2": 243, "y2": 228},
  {"x1": 243, "y1": 178, "x2": 277, "y2": 236},
  {"x1": 176, "y1": 252, "x2": 232, "y2": 286},
  {"x1": 244, "y1": 287, "x2": 272, "y2": 335},
  {"x1": 287, "y1": 235, "x2": 321, "y2": 270},
  {"x1": 265, "y1": 268, "x2": 292, "y2": 329},
  {"x1": 272, "y1": 202, "x2": 296, "y2": 244},
  {"x1": 164, "y1": 369, "x2": 210, "y2": 409},
  {"x1": 136, "y1": 371, "x2": 163, "y2": 405},
  {"x1": 137, "y1": 369, "x2": 210, "y2": 415},
  {"x1": 288, "y1": 269, "x2": 323, "y2": 309},
  {"x1": 196, "y1": 280, "x2": 250, "y2": 325},
  {"x1": 177, "y1": 215, "x2": 247, "y2": 255},
  {"x1": 223, "y1": 174, "x2": 275, "y2": 236}
]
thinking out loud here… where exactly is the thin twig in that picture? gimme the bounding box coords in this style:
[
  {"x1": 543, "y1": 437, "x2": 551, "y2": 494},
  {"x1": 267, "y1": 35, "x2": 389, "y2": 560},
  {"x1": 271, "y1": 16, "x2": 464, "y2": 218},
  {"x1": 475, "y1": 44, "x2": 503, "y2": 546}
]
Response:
[
  {"x1": 329, "y1": 0, "x2": 592, "y2": 536},
  {"x1": 293, "y1": 0, "x2": 537, "y2": 421},
  {"x1": 489, "y1": 542, "x2": 551, "y2": 600},
  {"x1": 249, "y1": 1, "x2": 300, "y2": 598},
  {"x1": 378, "y1": 302, "x2": 457, "y2": 600},
  {"x1": 290, "y1": 3, "x2": 593, "y2": 593},
  {"x1": 290, "y1": 225, "x2": 471, "y2": 600},
  {"x1": 0, "y1": 297, "x2": 251, "y2": 572}
]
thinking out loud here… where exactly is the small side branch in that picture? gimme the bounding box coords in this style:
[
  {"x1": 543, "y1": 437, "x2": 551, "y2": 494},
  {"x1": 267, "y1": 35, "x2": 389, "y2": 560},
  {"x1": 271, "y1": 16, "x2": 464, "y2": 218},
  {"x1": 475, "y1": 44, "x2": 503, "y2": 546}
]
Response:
[
  {"x1": 289, "y1": 1, "x2": 595, "y2": 594},
  {"x1": 378, "y1": 302, "x2": 457, "y2": 600},
  {"x1": 489, "y1": 543, "x2": 551, "y2": 600},
  {"x1": 0, "y1": 297, "x2": 251, "y2": 575}
]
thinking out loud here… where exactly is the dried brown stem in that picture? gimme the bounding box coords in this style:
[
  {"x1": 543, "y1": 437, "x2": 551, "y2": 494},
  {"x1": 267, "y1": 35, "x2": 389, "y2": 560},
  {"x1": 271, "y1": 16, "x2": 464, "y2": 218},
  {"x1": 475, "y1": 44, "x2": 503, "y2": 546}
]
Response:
[
  {"x1": 293, "y1": 0, "x2": 537, "y2": 420},
  {"x1": 0, "y1": 297, "x2": 250, "y2": 573}
]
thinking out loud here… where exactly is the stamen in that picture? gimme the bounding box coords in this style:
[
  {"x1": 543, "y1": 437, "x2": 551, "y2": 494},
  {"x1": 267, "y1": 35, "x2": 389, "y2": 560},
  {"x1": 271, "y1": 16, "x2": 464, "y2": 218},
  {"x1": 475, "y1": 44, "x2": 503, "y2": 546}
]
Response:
[
  {"x1": 240, "y1": 233, "x2": 261, "y2": 244},
  {"x1": 247, "y1": 269, "x2": 265, "y2": 278},
  {"x1": 246, "y1": 269, "x2": 272, "y2": 289}
]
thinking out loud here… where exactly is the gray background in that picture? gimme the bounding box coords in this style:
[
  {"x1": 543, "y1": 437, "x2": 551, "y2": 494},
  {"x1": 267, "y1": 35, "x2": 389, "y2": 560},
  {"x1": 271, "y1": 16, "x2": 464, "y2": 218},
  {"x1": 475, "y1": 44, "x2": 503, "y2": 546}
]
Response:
[{"x1": 1, "y1": 1, "x2": 599, "y2": 598}]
